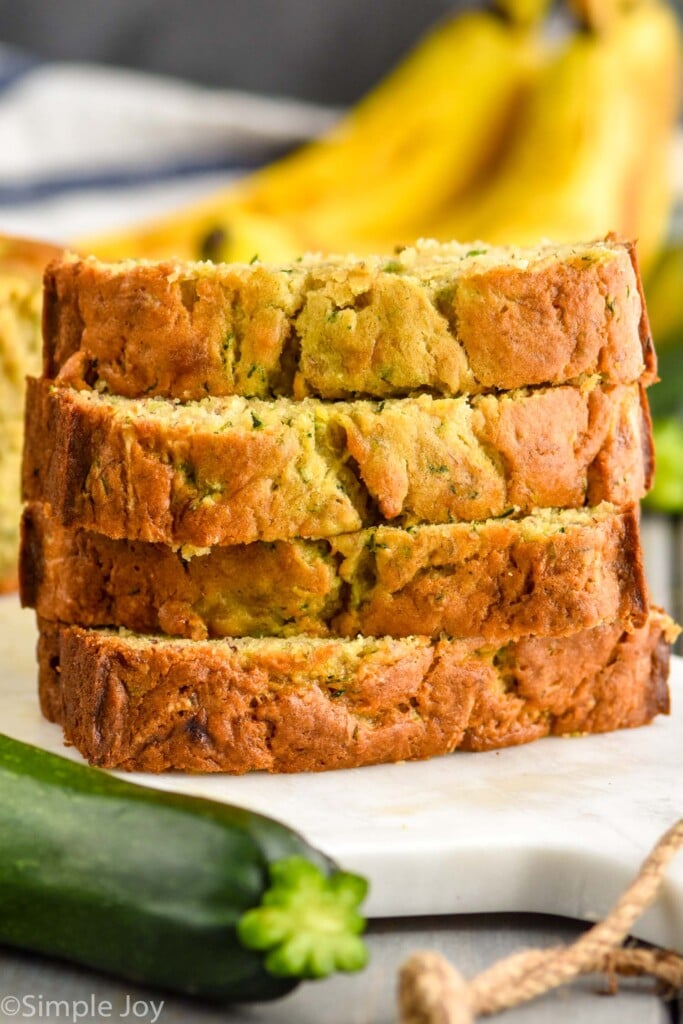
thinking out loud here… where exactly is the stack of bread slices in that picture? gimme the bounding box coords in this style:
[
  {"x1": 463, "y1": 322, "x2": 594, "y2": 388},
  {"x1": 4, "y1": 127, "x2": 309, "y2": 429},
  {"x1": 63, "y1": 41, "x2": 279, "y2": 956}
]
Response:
[{"x1": 20, "y1": 237, "x2": 677, "y2": 773}]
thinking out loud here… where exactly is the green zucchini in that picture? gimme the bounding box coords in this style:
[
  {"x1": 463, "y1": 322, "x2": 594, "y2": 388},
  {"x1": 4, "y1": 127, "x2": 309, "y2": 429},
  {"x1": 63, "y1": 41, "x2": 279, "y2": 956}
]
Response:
[{"x1": 0, "y1": 734, "x2": 368, "y2": 1002}]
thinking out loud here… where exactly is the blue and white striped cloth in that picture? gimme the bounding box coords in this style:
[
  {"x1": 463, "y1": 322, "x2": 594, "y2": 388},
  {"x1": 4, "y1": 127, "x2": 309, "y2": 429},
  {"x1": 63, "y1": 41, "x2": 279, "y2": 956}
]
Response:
[{"x1": 0, "y1": 44, "x2": 337, "y2": 244}]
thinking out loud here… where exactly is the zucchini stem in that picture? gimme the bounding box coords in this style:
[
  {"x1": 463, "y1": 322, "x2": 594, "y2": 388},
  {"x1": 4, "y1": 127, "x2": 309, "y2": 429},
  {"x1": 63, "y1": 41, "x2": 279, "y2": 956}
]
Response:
[{"x1": 237, "y1": 856, "x2": 369, "y2": 979}]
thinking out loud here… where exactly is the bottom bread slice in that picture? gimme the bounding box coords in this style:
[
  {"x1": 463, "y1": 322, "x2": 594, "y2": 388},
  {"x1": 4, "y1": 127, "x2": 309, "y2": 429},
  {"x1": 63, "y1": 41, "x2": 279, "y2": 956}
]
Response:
[{"x1": 38, "y1": 612, "x2": 675, "y2": 774}]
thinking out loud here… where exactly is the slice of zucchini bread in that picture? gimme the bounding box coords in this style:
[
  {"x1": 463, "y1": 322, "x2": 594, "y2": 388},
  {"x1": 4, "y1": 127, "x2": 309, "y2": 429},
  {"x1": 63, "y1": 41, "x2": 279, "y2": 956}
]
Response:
[
  {"x1": 0, "y1": 236, "x2": 62, "y2": 590},
  {"x1": 37, "y1": 610, "x2": 675, "y2": 773},
  {"x1": 44, "y1": 237, "x2": 653, "y2": 401},
  {"x1": 23, "y1": 378, "x2": 652, "y2": 546},
  {"x1": 22, "y1": 502, "x2": 647, "y2": 644}
]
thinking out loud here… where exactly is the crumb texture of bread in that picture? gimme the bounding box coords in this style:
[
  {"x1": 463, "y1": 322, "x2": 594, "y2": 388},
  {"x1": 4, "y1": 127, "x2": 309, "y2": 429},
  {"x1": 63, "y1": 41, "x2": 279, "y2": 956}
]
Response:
[
  {"x1": 44, "y1": 238, "x2": 653, "y2": 401},
  {"x1": 22, "y1": 502, "x2": 648, "y2": 643},
  {"x1": 22, "y1": 377, "x2": 652, "y2": 546},
  {"x1": 37, "y1": 611, "x2": 671, "y2": 773}
]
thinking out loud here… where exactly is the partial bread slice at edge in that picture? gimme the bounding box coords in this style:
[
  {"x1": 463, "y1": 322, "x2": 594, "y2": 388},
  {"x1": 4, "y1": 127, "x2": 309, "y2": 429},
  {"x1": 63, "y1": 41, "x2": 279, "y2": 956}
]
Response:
[{"x1": 0, "y1": 234, "x2": 63, "y2": 591}]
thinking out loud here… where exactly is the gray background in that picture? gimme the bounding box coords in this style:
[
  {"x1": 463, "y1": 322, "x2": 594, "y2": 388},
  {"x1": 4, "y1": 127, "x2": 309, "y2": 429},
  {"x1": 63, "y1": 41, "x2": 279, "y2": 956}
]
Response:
[
  {"x1": 0, "y1": 0, "x2": 489, "y2": 103},
  {"x1": 0, "y1": 0, "x2": 680, "y2": 105}
]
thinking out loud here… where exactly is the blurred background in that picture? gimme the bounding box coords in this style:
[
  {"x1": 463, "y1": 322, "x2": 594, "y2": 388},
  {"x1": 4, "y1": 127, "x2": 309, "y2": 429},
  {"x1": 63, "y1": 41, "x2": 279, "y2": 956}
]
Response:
[
  {"x1": 0, "y1": 0, "x2": 681, "y2": 628},
  {"x1": 0, "y1": 0, "x2": 678, "y2": 102},
  {"x1": 4, "y1": 1, "x2": 476, "y2": 104},
  {"x1": 0, "y1": 0, "x2": 624, "y2": 103}
]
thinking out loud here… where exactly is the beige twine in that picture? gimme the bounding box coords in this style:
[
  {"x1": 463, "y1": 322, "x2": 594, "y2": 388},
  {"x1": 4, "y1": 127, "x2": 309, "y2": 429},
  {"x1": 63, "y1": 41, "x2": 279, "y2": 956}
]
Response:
[{"x1": 398, "y1": 819, "x2": 683, "y2": 1023}]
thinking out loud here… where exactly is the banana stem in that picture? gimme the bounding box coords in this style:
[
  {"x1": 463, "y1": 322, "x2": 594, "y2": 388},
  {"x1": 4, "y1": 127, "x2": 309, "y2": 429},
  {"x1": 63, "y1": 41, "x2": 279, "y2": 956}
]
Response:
[
  {"x1": 492, "y1": 0, "x2": 553, "y2": 26},
  {"x1": 567, "y1": 0, "x2": 647, "y2": 33}
]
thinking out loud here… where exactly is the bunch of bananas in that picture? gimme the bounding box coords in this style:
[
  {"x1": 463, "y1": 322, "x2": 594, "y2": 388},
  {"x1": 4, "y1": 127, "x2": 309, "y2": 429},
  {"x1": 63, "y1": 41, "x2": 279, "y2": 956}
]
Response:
[{"x1": 82, "y1": 0, "x2": 680, "y2": 276}]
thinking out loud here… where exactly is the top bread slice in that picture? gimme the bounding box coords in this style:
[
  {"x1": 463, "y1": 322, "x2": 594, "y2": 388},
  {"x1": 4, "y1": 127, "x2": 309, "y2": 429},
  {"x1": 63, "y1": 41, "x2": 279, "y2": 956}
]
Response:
[{"x1": 44, "y1": 237, "x2": 654, "y2": 401}]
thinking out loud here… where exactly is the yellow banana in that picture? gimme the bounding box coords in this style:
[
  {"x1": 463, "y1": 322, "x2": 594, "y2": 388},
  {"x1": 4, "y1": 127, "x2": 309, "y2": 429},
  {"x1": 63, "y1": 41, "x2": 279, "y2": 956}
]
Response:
[
  {"x1": 253, "y1": 9, "x2": 546, "y2": 248},
  {"x1": 424, "y1": 1, "x2": 680, "y2": 272},
  {"x1": 196, "y1": 210, "x2": 302, "y2": 265},
  {"x1": 615, "y1": 1, "x2": 681, "y2": 264},
  {"x1": 80, "y1": 3, "x2": 549, "y2": 262}
]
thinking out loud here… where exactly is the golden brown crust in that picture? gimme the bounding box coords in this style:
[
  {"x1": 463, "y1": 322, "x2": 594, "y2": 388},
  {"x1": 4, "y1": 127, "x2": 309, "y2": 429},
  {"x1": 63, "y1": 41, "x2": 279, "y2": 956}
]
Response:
[
  {"x1": 459, "y1": 610, "x2": 672, "y2": 751},
  {"x1": 22, "y1": 379, "x2": 651, "y2": 545},
  {"x1": 22, "y1": 502, "x2": 649, "y2": 643},
  {"x1": 439, "y1": 241, "x2": 654, "y2": 391},
  {"x1": 37, "y1": 611, "x2": 672, "y2": 773},
  {"x1": 37, "y1": 620, "x2": 61, "y2": 723},
  {"x1": 623, "y1": 236, "x2": 657, "y2": 384},
  {"x1": 43, "y1": 239, "x2": 652, "y2": 400}
]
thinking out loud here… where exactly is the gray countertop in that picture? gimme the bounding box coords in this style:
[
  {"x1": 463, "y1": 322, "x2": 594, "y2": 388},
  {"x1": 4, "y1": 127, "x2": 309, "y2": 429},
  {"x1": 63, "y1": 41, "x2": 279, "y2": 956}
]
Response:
[{"x1": 0, "y1": 914, "x2": 676, "y2": 1023}]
